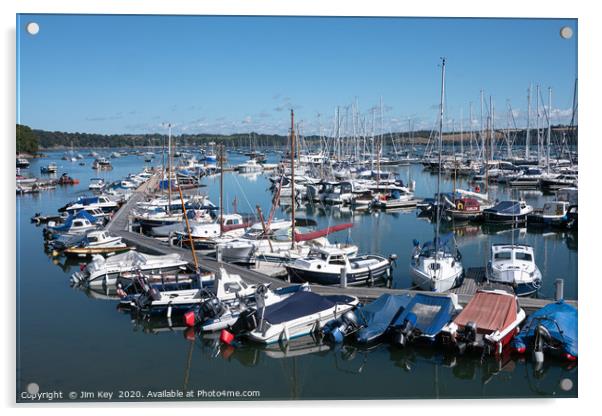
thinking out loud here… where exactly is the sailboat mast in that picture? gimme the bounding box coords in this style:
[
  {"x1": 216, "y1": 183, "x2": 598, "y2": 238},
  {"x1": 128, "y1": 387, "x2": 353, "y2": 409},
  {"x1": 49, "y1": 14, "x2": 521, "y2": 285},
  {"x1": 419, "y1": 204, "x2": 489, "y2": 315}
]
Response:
[
  {"x1": 526, "y1": 85, "x2": 531, "y2": 160},
  {"x1": 290, "y1": 109, "x2": 296, "y2": 249},
  {"x1": 168, "y1": 123, "x2": 172, "y2": 215},
  {"x1": 536, "y1": 84, "x2": 541, "y2": 163},
  {"x1": 435, "y1": 58, "x2": 446, "y2": 255},
  {"x1": 219, "y1": 144, "x2": 224, "y2": 236},
  {"x1": 547, "y1": 87, "x2": 552, "y2": 174},
  {"x1": 480, "y1": 89, "x2": 485, "y2": 161}
]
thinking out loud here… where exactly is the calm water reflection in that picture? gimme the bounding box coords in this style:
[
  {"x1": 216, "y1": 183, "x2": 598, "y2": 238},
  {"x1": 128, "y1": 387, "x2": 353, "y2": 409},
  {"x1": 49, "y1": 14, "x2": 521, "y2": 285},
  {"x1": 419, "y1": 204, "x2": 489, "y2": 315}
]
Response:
[{"x1": 16, "y1": 150, "x2": 577, "y2": 400}]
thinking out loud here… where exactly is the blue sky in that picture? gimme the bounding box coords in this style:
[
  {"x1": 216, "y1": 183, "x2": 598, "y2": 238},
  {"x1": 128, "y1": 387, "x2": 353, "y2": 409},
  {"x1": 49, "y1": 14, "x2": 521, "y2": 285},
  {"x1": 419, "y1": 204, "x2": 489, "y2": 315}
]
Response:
[{"x1": 17, "y1": 15, "x2": 577, "y2": 135}]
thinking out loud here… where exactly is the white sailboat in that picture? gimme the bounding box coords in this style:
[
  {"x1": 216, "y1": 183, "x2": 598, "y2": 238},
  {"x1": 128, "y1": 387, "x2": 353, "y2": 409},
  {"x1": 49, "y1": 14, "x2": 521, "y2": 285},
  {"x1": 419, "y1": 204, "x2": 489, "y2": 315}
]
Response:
[{"x1": 409, "y1": 58, "x2": 464, "y2": 292}]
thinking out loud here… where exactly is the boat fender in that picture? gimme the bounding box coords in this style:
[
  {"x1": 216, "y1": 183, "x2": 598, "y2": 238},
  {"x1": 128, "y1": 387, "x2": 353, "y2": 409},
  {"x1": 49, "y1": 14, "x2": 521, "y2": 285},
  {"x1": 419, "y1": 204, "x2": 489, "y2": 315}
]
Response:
[
  {"x1": 184, "y1": 310, "x2": 196, "y2": 327},
  {"x1": 220, "y1": 329, "x2": 235, "y2": 345}
]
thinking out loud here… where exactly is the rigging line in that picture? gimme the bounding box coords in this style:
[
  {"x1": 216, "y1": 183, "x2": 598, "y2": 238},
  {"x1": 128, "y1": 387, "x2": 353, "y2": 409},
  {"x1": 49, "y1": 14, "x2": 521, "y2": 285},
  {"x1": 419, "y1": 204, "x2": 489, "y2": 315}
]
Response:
[{"x1": 230, "y1": 170, "x2": 256, "y2": 218}]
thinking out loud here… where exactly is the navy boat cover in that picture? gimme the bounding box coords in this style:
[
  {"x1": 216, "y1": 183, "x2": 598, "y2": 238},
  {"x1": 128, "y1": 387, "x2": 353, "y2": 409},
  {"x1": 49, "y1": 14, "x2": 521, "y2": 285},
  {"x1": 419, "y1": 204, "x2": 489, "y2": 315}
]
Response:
[
  {"x1": 391, "y1": 293, "x2": 456, "y2": 338},
  {"x1": 487, "y1": 201, "x2": 521, "y2": 215},
  {"x1": 262, "y1": 291, "x2": 340, "y2": 325},
  {"x1": 355, "y1": 294, "x2": 412, "y2": 343},
  {"x1": 511, "y1": 300, "x2": 577, "y2": 357}
]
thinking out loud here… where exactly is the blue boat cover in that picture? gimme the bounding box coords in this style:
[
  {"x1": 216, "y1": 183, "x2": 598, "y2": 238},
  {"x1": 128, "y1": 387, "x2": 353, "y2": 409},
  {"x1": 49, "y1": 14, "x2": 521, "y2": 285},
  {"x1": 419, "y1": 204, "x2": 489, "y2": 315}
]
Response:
[
  {"x1": 262, "y1": 291, "x2": 338, "y2": 325},
  {"x1": 391, "y1": 293, "x2": 456, "y2": 338},
  {"x1": 51, "y1": 210, "x2": 98, "y2": 232},
  {"x1": 511, "y1": 300, "x2": 578, "y2": 357},
  {"x1": 488, "y1": 201, "x2": 521, "y2": 215},
  {"x1": 355, "y1": 294, "x2": 412, "y2": 343}
]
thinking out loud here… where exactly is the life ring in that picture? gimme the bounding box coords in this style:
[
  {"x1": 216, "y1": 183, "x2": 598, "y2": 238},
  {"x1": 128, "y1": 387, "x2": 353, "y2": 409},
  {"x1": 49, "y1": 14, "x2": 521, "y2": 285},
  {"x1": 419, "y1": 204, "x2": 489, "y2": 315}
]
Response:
[{"x1": 456, "y1": 201, "x2": 464, "y2": 211}]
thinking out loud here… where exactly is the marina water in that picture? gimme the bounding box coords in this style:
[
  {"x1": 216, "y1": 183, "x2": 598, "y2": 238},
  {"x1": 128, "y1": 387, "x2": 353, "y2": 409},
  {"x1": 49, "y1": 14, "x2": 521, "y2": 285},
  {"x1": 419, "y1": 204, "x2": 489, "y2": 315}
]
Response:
[{"x1": 16, "y1": 150, "x2": 577, "y2": 400}]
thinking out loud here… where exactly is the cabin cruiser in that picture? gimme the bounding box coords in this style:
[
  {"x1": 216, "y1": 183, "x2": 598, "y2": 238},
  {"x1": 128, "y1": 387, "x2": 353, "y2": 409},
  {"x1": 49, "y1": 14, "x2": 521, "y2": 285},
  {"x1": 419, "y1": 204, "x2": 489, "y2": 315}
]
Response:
[
  {"x1": 409, "y1": 236, "x2": 464, "y2": 293},
  {"x1": 508, "y1": 167, "x2": 544, "y2": 187},
  {"x1": 527, "y1": 201, "x2": 571, "y2": 227},
  {"x1": 92, "y1": 158, "x2": 112, "y2": 169},
  {"x1": 173, "y1": 213, "x2": 251, "y2": 249},
  {"x1": 235, "y1": 159, "x2": 263, "y2": 173},
  {"x1": 285, "y1": 246, "x2": 393, "y2": 286},
  {"x1": 40, "y1": 163, "x2": 58, "y2": 174},
  {"x1": 483, "y1": 200, "x2": 533, "y2": 224},
  {"x1": 71, "y1": 251, "x2": 189, "y2": 287},
  {"x1": 58, "y1": 231, "x2": 131, "y2": 257},
  {"x1": 44, "y1": 211, "x2": 101, "y2": 239},
  {"x1": 441, "y1": 289, "x2": 526, "y2": 356},
  {"x1": 89, "y1": 177, "x2": 106, "y2": 191},
  {"x1": 486, "y1": 244, "x2": 542, "y2": 296},
  {"x1": 59, "y1": 195, "x2": 120, "y2": 215},
  {"x1": 539, "y1": 174, "x2": 578, "y2": 190},
  {"x1": 371, "y1": 186, "x2": 415, "y2": 210}
]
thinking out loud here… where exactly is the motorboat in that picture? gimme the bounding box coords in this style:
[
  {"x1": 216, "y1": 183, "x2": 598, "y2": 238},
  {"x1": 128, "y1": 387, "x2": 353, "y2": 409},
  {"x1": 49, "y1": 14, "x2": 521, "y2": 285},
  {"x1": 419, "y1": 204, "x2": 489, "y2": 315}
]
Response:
[
  {"x1": 409, "y1": 236, "x2": 464, "y2": 292},
  {"x1": 16, "y1": 158, "x2": 30, "y2": 168},
  {"x1": 508, "y1": 167, "x2": 544, "y2": 187},
  {"x1": 322, "y1": 294, "x2": 412, "y2": 344},
  {"x1": 527, "y1": 201, "x2": 571, "y2": 227},
  {"x1": 235, "y1": 159, "x2": 263, "y2": 173},
  {"x1": 285, "y1": 246, "x2": 393, "y2": 286},
  {"x1": 511, "y1": 300, "x2": 577, "y2": 363},
  {"x1": 122, "y1": 268, "x2": 253, "y2": 316},
  {"x1": 185, "y1": 283, "x2": 310, "y2": 332},
  {"x1": 226, "y1": 291, "x2": 359, "y2": 345},
  {"x1": 61, "y1": 231, "x2": 131, "y2": 258},
  {"x1": 440, "y1": 289, "x2": 526, "y2": 356},
  {"x1": 71, "y1": 251, "x2": 189, "y2": 287},
  {"x1": 92, "y1": 158, "x2": 112, "y2": 170},
  {"x1": 539, "y1": 173, "x2": 578, "y2": 190},
  {"x1": 486, "y1": 244, "x2": 542, "y2": 297},
  {"x1": 445, "y1": 197, "x2": 485, "y2": 221},
  {"x1": 89, "y1": 177, "x2": 106, "y2": 191},
  {"x1": 371, "y1": 186, "x2": 415, "y2": 210},
  {"x1": 173, "y1": 214, "x2": 251, "y2": 249},
  {"x1": 57, "y1": 173, "x2": 80, "y2": 185},
  {"x1": 59, "y1": 195, "x2": 120, "y2": 215},
  {"x1": 43, "y1": 211, "x2": 101, "y2": 239},
  {"x1": 389, "y1": 293, "x2": 462, "y2": 347},
  {"x1": 483, "y1": 200, "x2": 533, "y2": 224},
  {"x1": 40, "y1": 163, "x2": 58, "y2": 174}
]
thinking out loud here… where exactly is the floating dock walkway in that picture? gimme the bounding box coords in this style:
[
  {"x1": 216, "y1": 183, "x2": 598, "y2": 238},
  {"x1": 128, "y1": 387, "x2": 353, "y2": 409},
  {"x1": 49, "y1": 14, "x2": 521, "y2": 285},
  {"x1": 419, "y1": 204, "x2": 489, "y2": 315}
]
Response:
[{"x1": 107, "y1": 172, "x2": 577, "y2": 312}]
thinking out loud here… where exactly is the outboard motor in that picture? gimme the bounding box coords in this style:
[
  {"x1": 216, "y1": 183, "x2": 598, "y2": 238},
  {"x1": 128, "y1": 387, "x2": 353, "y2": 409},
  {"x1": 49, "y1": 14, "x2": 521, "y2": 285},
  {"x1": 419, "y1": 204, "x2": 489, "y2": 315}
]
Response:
[
  {"x1": 392, "y1": 312, "x2": 417, "y2": 347},
  {"x1": 324, "y1": 310, "x2": 359, "y2": 344},
  {"x1": 533, "y1": 324, "x2": 552, "y2": 367},
  {"x1": 457, "y1": 321, "x2": 477, "y2": 354}
]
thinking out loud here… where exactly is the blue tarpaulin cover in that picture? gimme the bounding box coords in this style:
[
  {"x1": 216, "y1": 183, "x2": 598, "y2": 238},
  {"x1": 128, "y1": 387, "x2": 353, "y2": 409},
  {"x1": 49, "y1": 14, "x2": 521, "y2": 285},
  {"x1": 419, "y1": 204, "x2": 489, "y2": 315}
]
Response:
[
  {"x1": 355, "y1": 294, "x2": 412, "y2": 343},
  {"x1": 511, "y1": 300, "x2": 578, "y2": 357},
  {"x1": 391, "y1": 293, "x2": 456, "y2": 338}
]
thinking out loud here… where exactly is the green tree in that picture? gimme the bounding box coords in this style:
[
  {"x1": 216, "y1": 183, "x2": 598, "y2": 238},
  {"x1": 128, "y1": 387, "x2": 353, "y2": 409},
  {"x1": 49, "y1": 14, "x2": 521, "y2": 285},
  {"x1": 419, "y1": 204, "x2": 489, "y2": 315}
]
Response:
[{"x1": 16, "y1": 124, "x2": 39, "y2": 154}]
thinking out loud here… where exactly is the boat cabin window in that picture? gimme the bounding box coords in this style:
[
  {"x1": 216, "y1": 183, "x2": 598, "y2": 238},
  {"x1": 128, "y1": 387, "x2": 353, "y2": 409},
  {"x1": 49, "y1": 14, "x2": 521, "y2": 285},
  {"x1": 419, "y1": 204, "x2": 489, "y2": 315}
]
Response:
[
  {"x1": 515, "y1": 252, "x2": 532, "y2": 262},
  {"x1": 73, "y1": 221, "x2": 83, "y2": 227},
  {"x1": 88, "y1": 236, "x2": 98, "y2": 242},
  {"x1": 494, "y1": 252, "x2": 512, "y2": 260},
  {"x1": 328, "y1": 255, "x2": 346, "y2": 265}
]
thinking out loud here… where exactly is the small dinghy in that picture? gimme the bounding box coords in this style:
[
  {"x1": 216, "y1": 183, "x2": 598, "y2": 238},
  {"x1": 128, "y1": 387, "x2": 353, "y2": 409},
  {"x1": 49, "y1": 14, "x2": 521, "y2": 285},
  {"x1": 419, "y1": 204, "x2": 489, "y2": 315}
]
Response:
[
  {"x1": 57, "y1": 173, "x2": 80, "y2": 185},
  {"x1": 389, "y1": 293, "x2": 462, "y2": 347},
  {"x1": 285, "y1": 246, "x2": 393, "y2": 286},
  {"x1": 440, "y1": 289, "x2": 526, "y2": 356},
  {"x1": 322, "y1": 294, "x2": 412, "y2": 344},
  {"x1": 511, "y1": 300, "x2": 577, "y2": 363},
  {"x1": 226, "y1": 291, "x2": 359, "y2": 345}
]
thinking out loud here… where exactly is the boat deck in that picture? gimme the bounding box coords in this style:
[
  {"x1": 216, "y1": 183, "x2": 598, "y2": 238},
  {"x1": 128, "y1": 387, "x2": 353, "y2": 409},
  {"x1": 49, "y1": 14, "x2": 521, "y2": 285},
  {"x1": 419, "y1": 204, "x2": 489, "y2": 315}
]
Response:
[{"x1": 106, "y1": 172, "x2": 577, "y2": 312}]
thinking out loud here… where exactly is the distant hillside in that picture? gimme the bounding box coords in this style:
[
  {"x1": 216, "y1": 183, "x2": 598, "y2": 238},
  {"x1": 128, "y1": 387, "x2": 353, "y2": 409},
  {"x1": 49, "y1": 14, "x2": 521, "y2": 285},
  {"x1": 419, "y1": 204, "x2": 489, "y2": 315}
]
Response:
[{"x1": 19, "y1": 124, "x2": 577, "y2": 150}]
